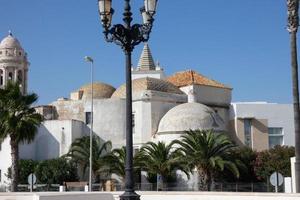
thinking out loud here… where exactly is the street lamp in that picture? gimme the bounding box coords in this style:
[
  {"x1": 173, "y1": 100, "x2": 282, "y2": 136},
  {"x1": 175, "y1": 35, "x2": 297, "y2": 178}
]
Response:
[
  {"x1": 84, "y1": 56, "x2": 94, "y2": 192},
  {"x1": 97, "y1": 1, "x2": 158, "y2": 200}
]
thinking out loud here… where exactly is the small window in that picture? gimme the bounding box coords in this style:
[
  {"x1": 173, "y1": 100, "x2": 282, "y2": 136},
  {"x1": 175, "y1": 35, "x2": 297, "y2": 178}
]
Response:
[
  {"x1": 268, "y1": 128, "x2": 284, "y2": 148},
  {"x1": 0, "y1": 169, "x2": 1, "y2": 182},
  {"x1": 0, "y1": 51, "x2": 2, "y2": 55},
  {"x1": 19, "y1": 52, "x2": 22, "y2": 56},
  {"x1": 244, "y1": 119, "x2": 252, "y2": 147},
  {"x1": 0, "y1": 70, "x2": 3, "y2": 86},
  {"x1": 132, "y1": 113, "x2": 135, "y2": 133},
  {"x1": 17, "y1": 70, "x2": 22, "y2": 83},
  {"x1": 8, "y1": 72, "x2": 13, "y2": 80},
  {"x1": 85, "y1": 112, "x2": 91, "y2": 125}
]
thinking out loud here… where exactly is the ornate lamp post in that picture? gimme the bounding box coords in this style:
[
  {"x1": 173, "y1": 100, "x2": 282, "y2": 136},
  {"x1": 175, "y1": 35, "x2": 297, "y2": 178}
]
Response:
[
  {"x1": 97, "y1": 0, "x2": 158, "y2": 199},
  {"x1": 287, "y1": 0, "x2": 300, "y2": 192}
]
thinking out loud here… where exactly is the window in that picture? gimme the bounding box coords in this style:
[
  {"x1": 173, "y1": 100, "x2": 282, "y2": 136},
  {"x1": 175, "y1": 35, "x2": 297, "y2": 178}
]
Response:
[
  {"x1": 268, "y1": 128, "x2": 284, "y2": 148},
  {"x1": 17, "y1": 70, "x2": 22, "y2": 83},
  {"x1": 132, "y1": 113, "x2": 135, "y2": 133},
  {"x1": 85, "y1": 112, "x2": 91, "y2": 125},
  {"x1": 0, "y1": 70, "x2": 3, "y2": 86},
  {"x1": 0, "y1": 170, "x2": 1, "y2": 182},
  {"x1": 8, "y1": 72, "x2": 13, "y2": 80},
  {"x1": 244, "y1": 119, "x2": 252, "y2": 147}
]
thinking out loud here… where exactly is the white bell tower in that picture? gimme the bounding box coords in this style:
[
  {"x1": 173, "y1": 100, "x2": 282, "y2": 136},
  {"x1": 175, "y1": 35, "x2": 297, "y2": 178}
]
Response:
[{"x1": 0, "y1": 31, "x2": 29, "y2": 94}]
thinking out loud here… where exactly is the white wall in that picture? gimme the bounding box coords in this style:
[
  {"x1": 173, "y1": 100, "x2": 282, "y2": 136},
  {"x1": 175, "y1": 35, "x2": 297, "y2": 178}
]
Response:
[
  {"x1": 180, "y1": 85, "x2": 232, "y2": 107},
  {"x1": 91, "y1": 99, "x2": 126, "y2": 148},
  {"x1": 230, "y1": 103, "x2": 295, "y2": 146},
  {"x1": 0, "y1": 138, "x2": 12, "y2": 185},
  {"x1": 33, "y1": 120, "x2": 87, "y2": 160}
]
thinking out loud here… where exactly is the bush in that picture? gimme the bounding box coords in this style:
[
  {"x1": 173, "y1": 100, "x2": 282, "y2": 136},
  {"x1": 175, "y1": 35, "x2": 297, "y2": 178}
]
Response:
[
  {"x1": 7, "y1": 159, "x2": 39, "y2": 184},
  {"x1": 35, "y1": 158, "x2": 78, "y2": 185},
  {"x1": 254, "y1": 145, "x2": 295, "y2": 181}
]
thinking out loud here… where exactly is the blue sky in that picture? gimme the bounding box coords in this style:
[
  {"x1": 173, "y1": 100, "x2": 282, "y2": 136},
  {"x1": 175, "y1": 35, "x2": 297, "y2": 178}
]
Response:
[{"x1": 0, "y1": 0, "x2": 295, "y2": 105}]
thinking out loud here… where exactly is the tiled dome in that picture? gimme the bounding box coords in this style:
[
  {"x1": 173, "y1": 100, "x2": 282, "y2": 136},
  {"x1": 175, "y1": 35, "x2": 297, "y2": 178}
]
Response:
[
  {"x1": 112, "y1": 77, "x2": 184, "y2": 98},
  {"x1": 78, "y1": 82, "x2": 116, "y2": 99}
]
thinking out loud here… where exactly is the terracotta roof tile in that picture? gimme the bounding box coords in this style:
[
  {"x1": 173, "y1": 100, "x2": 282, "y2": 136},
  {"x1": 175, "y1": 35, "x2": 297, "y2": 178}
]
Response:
[{"x1": 167, "y1": 70, "x2": 232, "y2": 89}]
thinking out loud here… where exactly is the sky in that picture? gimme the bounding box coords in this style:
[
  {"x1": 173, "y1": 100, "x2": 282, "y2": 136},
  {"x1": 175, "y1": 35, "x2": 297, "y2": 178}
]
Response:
[{"x1": 0, "y1": 0, "x2": 296, "y2": 105}]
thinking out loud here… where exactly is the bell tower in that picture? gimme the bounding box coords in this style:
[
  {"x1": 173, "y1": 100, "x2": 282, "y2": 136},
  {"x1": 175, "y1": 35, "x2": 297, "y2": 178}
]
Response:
[{"x1": 0, "y1": 31, "x2": 29, "y2": 94}]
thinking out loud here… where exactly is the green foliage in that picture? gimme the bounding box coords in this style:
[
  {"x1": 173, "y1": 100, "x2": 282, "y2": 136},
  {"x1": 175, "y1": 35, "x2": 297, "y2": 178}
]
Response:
[
  {"x1": 174, "y1": 129, "x2": 239, "y2": 190},
  {"x1": 254, "y1": 145, "x2": 295, "y2": 181},
  {"x1": 0, "y1": 81, "x2": 43, "y2": 144},
  {"x1": 35, "y1": 158, "x2": 78, "y2": 185},
  {"x1": 0, "y1": 82, "x2": 43, "y2": 191},
  {"x1": 7, "y1": 159, "x2": 39, "y2": 184},
  {"x1": 66, "y1": 135, "x2": 111, "y2": 179},
  {"x1": 100, "y1": 146, "x2": 126, "y2": 179},
  {"x1": 217, "y1": 147, "x2": 258, "y2": 182},
  {"x1": 100, "y1": 146, "x2": 141, "y2": 183},
  {"x1": 135, "y1": 141, "x2": 189, "y2": 185}
]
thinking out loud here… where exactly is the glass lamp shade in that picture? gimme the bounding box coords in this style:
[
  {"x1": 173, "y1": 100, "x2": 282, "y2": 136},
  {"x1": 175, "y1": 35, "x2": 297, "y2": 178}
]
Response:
[
  {"x1": 140, "y1": 7, "x2": 151, "y2": 24},
  {"x1": 98, "y1": 0, "x2": 112, "y2": 15},
  {"x1": 144, "y1": 0, "x2": 157, "y2": 15},
  {"x1": 100, "y1": 8, "x2": 114, "y2": 28}
]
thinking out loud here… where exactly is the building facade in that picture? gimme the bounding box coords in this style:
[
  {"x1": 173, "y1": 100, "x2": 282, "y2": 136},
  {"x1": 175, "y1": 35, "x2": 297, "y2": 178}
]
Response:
[{"x1": 0, "y1": 33, "x2": 295, "y2": 188}]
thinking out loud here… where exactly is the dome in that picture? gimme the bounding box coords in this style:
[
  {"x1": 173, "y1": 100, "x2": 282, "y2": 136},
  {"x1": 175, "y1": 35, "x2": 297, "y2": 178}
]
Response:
[
  {"x1": 0, "y1": 32, "x2": 23, "y2": 49},
  {"x1": 157, "y1": 102, "x2": 224, "y2": 134},
  {"x1": 78, "y1": 82, "x2": 116, "y2": 99},
  {"x1": 112, "y1": 77, "x2": 183, "y2": 98}
]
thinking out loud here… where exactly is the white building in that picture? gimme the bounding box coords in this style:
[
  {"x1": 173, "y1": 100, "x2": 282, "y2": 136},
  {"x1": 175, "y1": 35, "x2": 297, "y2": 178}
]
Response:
[{"x1": 0, "y1": 33, "x2": 295, "y2": 188}]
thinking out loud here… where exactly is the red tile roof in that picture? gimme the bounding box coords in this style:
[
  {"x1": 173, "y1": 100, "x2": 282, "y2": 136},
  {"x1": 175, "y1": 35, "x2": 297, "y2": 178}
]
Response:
[{"x1": 167, "y1": 70, "x2": 232, "y2": 89}]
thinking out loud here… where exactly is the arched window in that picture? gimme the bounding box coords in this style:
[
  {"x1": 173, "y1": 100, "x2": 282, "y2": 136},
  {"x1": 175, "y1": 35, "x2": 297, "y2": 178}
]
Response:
[
  {"x1": 8, "y1": 72, "x2": 13, "y2": 81},
  {"x1": 17, "y1": 70, "x2": 23, "y2": 83},
  {"x1": 0, "y1": 70, "x2": 3, "y2": 86}
]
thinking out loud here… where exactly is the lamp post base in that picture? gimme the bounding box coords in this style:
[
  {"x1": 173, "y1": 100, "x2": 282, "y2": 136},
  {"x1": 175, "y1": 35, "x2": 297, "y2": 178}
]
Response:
[{"x1": 120, "y1": 191, "x2": 140, "y2": 200}]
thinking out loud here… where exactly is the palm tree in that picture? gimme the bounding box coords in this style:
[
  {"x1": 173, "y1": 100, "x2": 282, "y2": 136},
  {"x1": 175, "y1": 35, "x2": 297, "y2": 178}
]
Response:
[
  {"x1": 0, "y1": 82, "x2": 43, "y2": 191},
  {"x1": 287, "y1": 0, "x2": 300, "y2": 192},
  {"x1": 66, "y1": 135, "x2": 112, "y2": 181},
  {"x1": 99, "y1": 146, "x2": 126, "y2": 180},
  {"x1": 135, "y1": 141, "x2": 189, "y2": 189},
  {"x1": 174, "y1": 129, "x2": 239, "y2": 191}
]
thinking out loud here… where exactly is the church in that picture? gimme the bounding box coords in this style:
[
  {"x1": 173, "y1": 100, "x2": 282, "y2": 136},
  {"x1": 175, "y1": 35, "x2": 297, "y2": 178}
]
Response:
[{"x1": 0, "y1": 32, "x2": 295, "y2": 187}]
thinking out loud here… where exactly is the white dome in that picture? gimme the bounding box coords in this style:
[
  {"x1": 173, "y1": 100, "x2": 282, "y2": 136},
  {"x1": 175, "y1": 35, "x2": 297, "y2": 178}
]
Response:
[
  {"x1": 157, "y1": 102, "x2": 225, "y2": 134},
  {"x1": 0, "y1": 33, "x2": 23, "y2": 49}
]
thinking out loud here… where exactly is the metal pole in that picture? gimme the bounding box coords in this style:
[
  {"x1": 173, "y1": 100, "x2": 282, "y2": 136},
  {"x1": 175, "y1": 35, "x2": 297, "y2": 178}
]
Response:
[{"x1": 89, "y1": 60, "x2": 94, "y2": 192}]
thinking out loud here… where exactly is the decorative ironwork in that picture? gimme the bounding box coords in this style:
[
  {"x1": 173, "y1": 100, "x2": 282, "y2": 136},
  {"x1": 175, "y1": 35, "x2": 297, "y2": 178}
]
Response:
[{"x1": 98, "y1": 1, "x2": 157, "y2": 200}]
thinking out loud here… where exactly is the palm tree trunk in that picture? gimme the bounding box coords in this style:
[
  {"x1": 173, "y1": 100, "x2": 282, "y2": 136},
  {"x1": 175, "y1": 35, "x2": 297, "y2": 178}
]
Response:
[
  {"x1": 291, "y1": 29, "x2": 300, "y2": 193},
  {"x1": 288, "y1": 0, "x2": 300, "y2": 192},
  {"x1": 10, "y1": 135, "x2": 19, "y2": 192},
  {"x1": 198, "y1": 169, "x2": 209, "y2": 191}
]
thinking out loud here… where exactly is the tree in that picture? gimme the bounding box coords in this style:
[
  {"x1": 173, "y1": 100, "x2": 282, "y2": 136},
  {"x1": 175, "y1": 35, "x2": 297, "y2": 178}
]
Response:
[
  {"x1": 217, "y1": 147, "x2": 258, "y2": 183},
  {"x1": 254, "y1": 145, "x2": 295, "y2": 182},
  {"x1": 100, "y1": 146, "x2": 126, "y2": 180},
  {"x1": 35, "y1": 158, "x2": 78, "y2": 188},
  {"x1": 174, "y1": 129, "x2": 239, "y2": 191},
  {"x1": 99, "y1": 146, "x2": 141, "y2": 184},
  {"x1": 7, "y1": 159, "x2": 39, "y2": 184},
  {"x1": 135, "y1": 141, "x2": 189, "y2": 188},
  {"x1": 0, "y1": 82, "x2": 43, "y2": 191},
  {"x1": 66, "y1": 135, "x2": 111, "y2": 181},
  {"x1": 287, "y1": 0, "x2": 300, "y2": 192}
]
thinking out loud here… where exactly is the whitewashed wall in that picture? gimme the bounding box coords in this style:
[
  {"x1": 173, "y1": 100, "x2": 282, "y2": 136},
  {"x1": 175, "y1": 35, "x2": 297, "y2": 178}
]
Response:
[{"x1": 230, "y1": 103, "x2": 295, "y2": 146}]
